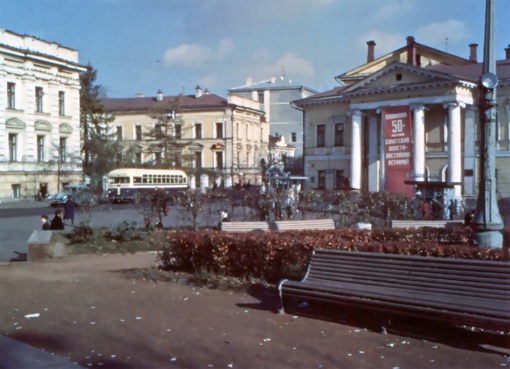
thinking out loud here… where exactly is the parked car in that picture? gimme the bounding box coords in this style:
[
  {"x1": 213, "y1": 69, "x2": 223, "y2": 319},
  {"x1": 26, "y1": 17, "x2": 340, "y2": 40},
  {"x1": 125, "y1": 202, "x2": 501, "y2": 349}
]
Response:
[{"x1": 49, "y1": 185, "x2": 95, "y2": 207}]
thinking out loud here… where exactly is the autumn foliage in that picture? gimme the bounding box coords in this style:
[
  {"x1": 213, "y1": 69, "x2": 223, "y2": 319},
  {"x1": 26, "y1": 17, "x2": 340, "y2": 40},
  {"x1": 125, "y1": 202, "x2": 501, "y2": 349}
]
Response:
[{"x1": 157, "y1": 227, "x2": 510, "y2": 284}]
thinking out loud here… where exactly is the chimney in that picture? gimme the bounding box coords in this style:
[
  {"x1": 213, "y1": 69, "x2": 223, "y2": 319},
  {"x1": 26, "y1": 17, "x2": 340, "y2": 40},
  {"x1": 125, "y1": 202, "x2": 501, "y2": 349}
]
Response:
[
  {"x1": 246, "y1": 77, "x2": 253, "y2": 85},
  {"x1": 156, "y1": 90, "x2": 163, "y2": 102},
  {"x1": 204, "y1": 88, "x2": 210, "y2": 95},
  {"x1": 469, "y1": 43, "x2": 478, "y2": 62},
  {"x1": 195, "y1": 85, "x2": 203, "y2": 98},
  {"x1": 406, "y1": 36, "x2": 416, "y2": 65},
  {"x1": 135, "y1": 93, "x2": 144, "y2": 98},
  {"x1": 366, "y1": 40, "x2": 376, "y2": 63},
  {"x1": 506, "y1": 44, "x2": 510, "y2": 60}
]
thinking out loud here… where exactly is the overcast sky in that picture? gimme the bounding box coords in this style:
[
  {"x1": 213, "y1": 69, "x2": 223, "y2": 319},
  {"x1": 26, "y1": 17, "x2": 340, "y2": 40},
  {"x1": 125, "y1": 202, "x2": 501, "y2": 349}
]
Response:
[{"x1": 2, "y1": 0, "x2": 509, "y2": 98}]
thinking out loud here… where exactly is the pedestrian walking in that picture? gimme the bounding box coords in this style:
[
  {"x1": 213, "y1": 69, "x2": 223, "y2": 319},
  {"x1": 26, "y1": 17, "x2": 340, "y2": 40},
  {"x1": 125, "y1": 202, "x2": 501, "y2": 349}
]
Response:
[{"x1": 64, "y1": 195, "x2": 75, "y2": 226}]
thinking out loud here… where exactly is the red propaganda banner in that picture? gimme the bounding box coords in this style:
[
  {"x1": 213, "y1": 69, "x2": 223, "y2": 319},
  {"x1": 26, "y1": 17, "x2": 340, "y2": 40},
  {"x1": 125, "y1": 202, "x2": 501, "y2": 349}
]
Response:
[{"x1": 382, "y1": 106, "x2": 413, "y2": 197}]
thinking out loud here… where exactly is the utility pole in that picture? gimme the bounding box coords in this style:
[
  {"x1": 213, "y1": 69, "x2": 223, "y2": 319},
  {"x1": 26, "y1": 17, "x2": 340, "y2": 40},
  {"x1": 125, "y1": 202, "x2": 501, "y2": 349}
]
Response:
[{"x1": 470, "y1": 0, "x2": 504, "y2": 248}]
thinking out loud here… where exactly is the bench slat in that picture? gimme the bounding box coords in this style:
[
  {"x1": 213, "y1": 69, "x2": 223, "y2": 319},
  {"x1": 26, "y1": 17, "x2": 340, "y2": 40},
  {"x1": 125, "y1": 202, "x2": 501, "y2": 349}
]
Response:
[
  {"x1": 279, "y1": 249, "x2": 510, "y2": 330},
  {"x1": 221, "y1": 219, "x2": 335, "y2": 232}
]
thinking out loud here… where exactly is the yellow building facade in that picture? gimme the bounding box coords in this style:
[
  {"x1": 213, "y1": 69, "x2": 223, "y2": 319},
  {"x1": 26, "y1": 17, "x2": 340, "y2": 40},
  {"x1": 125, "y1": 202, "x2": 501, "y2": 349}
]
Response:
[
  {"x1": 102, "y1": 87, "x2": 269, "y2": 188},
  {"x1": 296, "y1": 37, "x2": 510, "y2": 203}
]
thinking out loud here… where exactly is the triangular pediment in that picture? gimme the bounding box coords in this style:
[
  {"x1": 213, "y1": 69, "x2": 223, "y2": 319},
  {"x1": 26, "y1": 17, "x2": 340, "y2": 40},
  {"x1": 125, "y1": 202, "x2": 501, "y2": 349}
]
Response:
[
  {"x1": 343, "y1": 63, "x2": 461, "y2": 94},
  {"x1": 6, "y1": 117, "x2": 25, "y2": 129}
]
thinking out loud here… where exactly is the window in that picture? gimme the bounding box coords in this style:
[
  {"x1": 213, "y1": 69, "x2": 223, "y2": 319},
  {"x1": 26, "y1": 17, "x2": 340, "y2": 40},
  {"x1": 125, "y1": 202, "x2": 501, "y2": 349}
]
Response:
[
  {"x1": 59, "y1": 137, "x2": 67, "y2": 162},
  {"x1": 318, "y1": 170, "x2": 326, "y2": 189},
  {"x1": 135, "y1": 152, "x2": 142, "y2": 164},
  {"x1": 116, "y1": 126, "x2": 123, "y2": 141},
  {"x1": 12, "y1": 184, "x2": 21, "y2": 199},
  {"x1": 8, "y1": 133, "x2": 17, "y2": 161},
  {"x1": 58, "y1": 91, "x2": 65, "y2": 115},
  {"x1": 216, "y1": 122, "x2": 223, "y2": 138},
  {"x1": 195, "y1": 151, "x2": 202, "y2": 168},
  {"x1": 258, "y1": 92, "x2": 264, "y2": 104},
  {"x1": 316, "y1": 124, "x2": 326, "y2": 147},
  {"x1": 35, "y1": 87, "x2": 44, "y2": 112},
  {"x1": 7, "y1": 82, "x2": 15, "y2": 109},
  {"x1": 334, "y1": 123, "x2": 344, "y2": 146},
  {"x1": 154, "y1": 152, "x2": 161, "y2": 164},
  {"x1": 174, "y1": 124, "x2": 182, "y2": 139},
  {"x1": 37, "y1": 135, "x2": 45, "y2": 162},
  {"x1": 335, "y1": 170, "x2": 346, "y2": 189},
  {"x1": 155, "y1": 124, "x2": 163, "y2": 137},
  {"x1": 215, "y1": 151, "x2": 223, "y2": 169},
  {"x1": 135, "y1": 125, "x2": 142, "y2": 140},
  {"x1": 116, "y1": 152, "x2": 123, "y2": 165},
  {"x1": 195, "y1": 123, "x2": 202, "y2": 139},
  {"x1": 290, "y1": 132, "x2": 297, "y2": 143}
]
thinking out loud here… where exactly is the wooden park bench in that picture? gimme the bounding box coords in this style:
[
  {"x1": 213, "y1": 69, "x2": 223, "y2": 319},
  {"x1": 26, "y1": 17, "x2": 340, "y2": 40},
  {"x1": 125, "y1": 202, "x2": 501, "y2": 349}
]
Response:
[
  {"x1": 391, "y1": 219, "x2": 464, "y2": 229},
  {"x1": 274, "y1": 219, "x2": 335, "y2": 231},
  {"x1": 279, "y1": 249, "x2": 510, "y2": 333},
  {"x1": 221, "y1": 219, "x2": 335, "y2": 232},
  {"x1": 220, "y1": 221, "x2": 270, "y2": 233}
]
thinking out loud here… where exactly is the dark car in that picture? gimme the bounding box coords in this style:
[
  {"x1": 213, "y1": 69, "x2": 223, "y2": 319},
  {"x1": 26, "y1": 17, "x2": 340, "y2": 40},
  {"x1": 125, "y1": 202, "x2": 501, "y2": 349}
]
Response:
[{"x1": 49, "y1": 185, "x2": 95, "y2": 207}]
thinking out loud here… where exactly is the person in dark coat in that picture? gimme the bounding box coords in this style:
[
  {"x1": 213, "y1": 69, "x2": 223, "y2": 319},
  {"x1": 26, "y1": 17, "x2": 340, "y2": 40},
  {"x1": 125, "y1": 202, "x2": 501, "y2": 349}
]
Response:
[
  {"x1": 64, "y1": 195, "x2": 75, "y2": 226},
  {"x1": 50, "y1": 210, "x2": 65, "y2": 230},
  {"x1": 40, "y1": 215, "x2": 51, "y2": 230}
]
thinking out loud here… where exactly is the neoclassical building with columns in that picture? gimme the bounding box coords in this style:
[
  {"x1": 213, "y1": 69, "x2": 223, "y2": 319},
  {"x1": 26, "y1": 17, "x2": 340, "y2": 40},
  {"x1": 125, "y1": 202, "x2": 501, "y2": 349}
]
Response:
[
  {"x1": 295, "y1": 36, "x2": 510, "y2": 203},
  {"x1": 0, "y1": 29, "x2": 86, "y2": 199}
]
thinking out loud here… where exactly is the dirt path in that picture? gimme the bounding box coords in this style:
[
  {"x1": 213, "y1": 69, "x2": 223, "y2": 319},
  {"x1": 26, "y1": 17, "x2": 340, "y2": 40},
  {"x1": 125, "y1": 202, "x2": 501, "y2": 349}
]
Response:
[{"x1": 0, "y1": 253, "x2": 508, "y2": 369}]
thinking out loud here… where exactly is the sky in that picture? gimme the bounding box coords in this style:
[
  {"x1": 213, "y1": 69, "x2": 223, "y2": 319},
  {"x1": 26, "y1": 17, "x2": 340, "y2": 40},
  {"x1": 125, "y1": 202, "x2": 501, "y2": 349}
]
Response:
[{"x1": 2, "y1": 0, "x2": 509, "y2": 98}]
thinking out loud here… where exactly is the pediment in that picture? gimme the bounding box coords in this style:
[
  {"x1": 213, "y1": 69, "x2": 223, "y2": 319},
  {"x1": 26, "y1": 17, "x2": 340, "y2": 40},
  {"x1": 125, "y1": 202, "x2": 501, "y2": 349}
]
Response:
[
  {"x1": 6, "y1": 117, "x2": 26, "y2": 129},
  {"x1": 35, "y1": 120, "x2": 53, "y2": 131},
  {"x1": 343, "y1": 63, "x2": 459, "y2": 94},
  {"x1": 59, "y1": 123, "x2": 73, "y2": 134}
]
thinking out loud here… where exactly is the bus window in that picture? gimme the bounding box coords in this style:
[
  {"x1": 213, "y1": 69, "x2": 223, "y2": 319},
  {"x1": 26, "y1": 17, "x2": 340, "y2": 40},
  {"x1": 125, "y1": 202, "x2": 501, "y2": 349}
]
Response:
[
  {"x1": 133, "y1": 177, "x2": 142, "y2": 184},
  {"x1": 113, "y1": 177, "x2": 130, "y2": 184}
]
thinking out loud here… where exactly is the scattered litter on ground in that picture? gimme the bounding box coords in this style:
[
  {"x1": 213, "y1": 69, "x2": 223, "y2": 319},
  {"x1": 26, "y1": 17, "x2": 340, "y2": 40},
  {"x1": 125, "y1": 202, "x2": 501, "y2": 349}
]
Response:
[{"x1": 24, "y1": 313, "x2": 40, "y2": 319}]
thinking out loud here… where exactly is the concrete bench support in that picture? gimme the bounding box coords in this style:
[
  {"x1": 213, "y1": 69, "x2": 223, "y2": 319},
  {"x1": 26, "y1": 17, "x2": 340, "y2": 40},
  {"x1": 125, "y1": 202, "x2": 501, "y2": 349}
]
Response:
[{"x1": 27, "y1": 231, "x2": 68, "y2": 262}]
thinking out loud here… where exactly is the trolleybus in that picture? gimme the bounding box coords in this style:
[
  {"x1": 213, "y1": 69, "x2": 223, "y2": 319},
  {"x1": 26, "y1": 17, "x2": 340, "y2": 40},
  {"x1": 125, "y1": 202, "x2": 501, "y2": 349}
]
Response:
[{"x1": 107, "y1": 168, "x2": 188, "y2": 203}]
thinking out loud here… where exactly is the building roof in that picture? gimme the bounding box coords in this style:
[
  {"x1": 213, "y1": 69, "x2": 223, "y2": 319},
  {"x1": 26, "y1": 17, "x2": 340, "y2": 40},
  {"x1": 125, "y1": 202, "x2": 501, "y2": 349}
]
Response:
[
  {"x1": 229, "y1": 75, "x2": 318, "y2": 94},
  {"x1": 426, "y1": 59, "x2": 510, "y2": 83},
  {"x1": 102, "y1": 93, "x2": 229, "y2": 113},
  {"x1": 293, "y1": 58, "x2": 510, "y2": 107}
]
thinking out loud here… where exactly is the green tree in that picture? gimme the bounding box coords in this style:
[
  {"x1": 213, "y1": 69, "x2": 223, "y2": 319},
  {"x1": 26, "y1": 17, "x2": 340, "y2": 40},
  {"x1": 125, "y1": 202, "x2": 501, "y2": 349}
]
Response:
[
  {"x1": 80, "y1": 64, "x2": 116, "y2": 192},
  {"x1": 144, "y1": 95, "x2": 191, "y2": 168}
]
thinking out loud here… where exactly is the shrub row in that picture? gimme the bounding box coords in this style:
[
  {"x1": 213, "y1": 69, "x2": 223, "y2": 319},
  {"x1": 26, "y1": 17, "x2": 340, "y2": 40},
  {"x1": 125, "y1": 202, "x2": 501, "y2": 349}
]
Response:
[{"x1": 157, "y1": 227, "x2": 510, "y2": 284}]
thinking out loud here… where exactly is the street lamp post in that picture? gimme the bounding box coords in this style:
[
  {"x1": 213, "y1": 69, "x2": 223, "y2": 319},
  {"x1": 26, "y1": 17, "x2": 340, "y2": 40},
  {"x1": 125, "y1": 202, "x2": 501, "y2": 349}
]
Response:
[{"x1": 470, "y1": 0, "x2": 504, "y2": 248}]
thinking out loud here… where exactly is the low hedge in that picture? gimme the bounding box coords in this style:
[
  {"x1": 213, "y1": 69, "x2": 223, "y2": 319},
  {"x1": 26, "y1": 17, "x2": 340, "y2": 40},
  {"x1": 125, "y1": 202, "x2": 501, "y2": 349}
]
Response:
[{"x1": 157, "y1": 227, "x2": 510, "y2": 284}]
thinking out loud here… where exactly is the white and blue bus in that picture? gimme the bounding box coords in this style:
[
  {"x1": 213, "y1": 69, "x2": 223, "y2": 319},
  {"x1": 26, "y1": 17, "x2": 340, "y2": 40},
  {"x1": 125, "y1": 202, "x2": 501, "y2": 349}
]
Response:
[{"x1": 107, "y1": 168, "x2": 188, "y2": 203}]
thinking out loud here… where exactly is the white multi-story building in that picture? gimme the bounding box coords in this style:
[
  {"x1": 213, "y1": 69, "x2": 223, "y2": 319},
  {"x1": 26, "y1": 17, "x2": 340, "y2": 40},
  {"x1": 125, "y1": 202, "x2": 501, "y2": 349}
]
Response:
[
  {"x1": 228, "y1": 75, "x2": 317, "y2": 168},
  {"x1": 0, "y1": 29, "x2": 86, "y2": 199}
]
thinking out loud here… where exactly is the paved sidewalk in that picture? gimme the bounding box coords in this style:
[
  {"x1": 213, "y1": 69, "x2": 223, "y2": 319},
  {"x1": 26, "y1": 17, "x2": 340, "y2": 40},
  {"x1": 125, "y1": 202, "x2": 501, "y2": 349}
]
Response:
[{"x1": 0, "y1": 335, "x2": 84, "y2": 369}]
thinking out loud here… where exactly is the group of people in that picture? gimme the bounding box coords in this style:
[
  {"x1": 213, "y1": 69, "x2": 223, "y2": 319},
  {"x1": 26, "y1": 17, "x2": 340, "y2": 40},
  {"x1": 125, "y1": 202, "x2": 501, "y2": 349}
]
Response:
[{"x1": 40, "y1": 195, "x2": 75, "y2": 230}]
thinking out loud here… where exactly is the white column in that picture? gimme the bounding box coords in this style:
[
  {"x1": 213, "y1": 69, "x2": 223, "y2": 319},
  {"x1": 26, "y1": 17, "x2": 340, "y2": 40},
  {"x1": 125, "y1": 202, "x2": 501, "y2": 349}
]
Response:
[
  {"x1": 463, "y1": 106, "x2": 477, "y2": 196},
  {"x1": 411, "y1": 104, "x2": 426, "y2": 181},
  {"x1": 200, "y1": 174, "x2": 209, "y2": 192},
  {"x1": 444, "y1": 102, "x2": 465, "y2": 197},
  {"x1": 367, "y1": 114, "x2": 379, "y2": 191},
  {"x1": 505, "y1": 104, "x2": 510, "y2": 150},
  {"x1": 349, "y1": 109, "x2": 362, "y2": 190}
]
